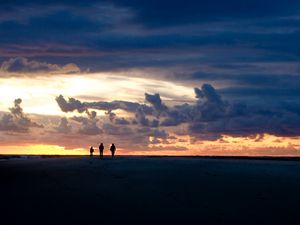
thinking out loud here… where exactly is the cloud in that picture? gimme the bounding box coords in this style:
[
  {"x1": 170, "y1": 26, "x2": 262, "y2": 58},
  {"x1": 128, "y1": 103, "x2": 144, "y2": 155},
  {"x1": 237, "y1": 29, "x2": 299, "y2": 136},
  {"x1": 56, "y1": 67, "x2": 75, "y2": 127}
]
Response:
[
  {"x1": 193, "y1": 84, "x2": 228, "y2": 122},
  {"x1": 114, "y1": 118, "x2": 130, "y2": 125},
  {"x1": 0, "y1": 98, "x2": 43, "y2": 132},
  {"x1": 71, "y1": 109, "x2": 102, "y2": 135},
  {"x1": 160, "y1": 103, "x2": 192, "y2": 126},
  {"x1": 146, "y1": 146, "x2": 188, "y2": 151},
  {"x1": 162, "y1": 84, "x2": 300, "y2": 139},
  {"x1": 195, "y1": 84, "x2": 223, "y2": 105},
  {"x1": 1, "y1": 57, "x2": 81, "y2": 75},
  {"x1": 134, "y1": 107, "x2": 159, "y2": 127},
  {"x1": 55, "y1": 82, "x2": 300, "y2": 142},
  {"x1": 55, "y1": 96, "x2": 103, "y2": 135},
  {"x1": 105, "y1": 110, "x2": 130, "y2": 125},
  {"x1": 187, "y1": 84, "x2": 300, "y2": 139},
  {"x1": 1, "y1": 82, "x2": 299, "y2": 154},
  {"x1": 56, "y1": 95, "x2": 86, "y2": 113},
  {"x1": 161, "y1": 84, "x2": 227, "y2": 127},
  {"x1": 55, "y1": 117, "x2": 72, "y2": 133},
  {"x1": 87, "y1": 101, "x2": 153, "y2": 114},
  {"x1": 145, "y1": 93, "x2": 168, "y2": 115},
  {"x1": 71, "y1": 116, "x2": 102, "y2": 135},
  {"x1": 190, "y1": 71, "x2": 300, "y2": 89},
  {"x1": 150, "y1": 129, "x2": 169, "y2": 139},
  {"x1": 102, "y1": 123, "x2": 133, "y2": 136},
  {"x1": 113, "y1": 0, "x2": 300, "y2": 27},
  {"x1": 56, "y1": 95, "x2": 153, "y2": 114},
  {"x1": 0, "y1": 1, "x2": 299, "y2": 65}
]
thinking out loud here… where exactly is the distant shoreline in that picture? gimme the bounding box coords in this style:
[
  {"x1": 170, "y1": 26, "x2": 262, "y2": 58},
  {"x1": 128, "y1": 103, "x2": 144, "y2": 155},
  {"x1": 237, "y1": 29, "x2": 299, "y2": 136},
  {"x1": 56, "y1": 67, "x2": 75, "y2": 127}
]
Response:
[{"x1": 2, "y1": 154, "x2": 300, "y2": 161}]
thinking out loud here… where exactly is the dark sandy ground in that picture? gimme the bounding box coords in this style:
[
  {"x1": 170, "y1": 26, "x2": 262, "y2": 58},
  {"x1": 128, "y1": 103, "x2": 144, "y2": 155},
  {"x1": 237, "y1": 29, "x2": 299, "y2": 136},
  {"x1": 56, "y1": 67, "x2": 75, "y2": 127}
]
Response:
[{"x1": 1, "y1": 156, "x2": 300, "y2": 225}]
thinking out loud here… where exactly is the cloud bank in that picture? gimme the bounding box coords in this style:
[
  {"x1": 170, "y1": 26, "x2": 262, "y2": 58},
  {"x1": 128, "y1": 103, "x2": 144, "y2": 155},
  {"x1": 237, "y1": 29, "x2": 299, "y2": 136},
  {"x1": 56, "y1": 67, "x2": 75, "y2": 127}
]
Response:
[
  {"x1": 0, "y1": 57, "x2": 81, "y2": 75},
  {"x1": 0, "y1": 83, "x2": 300, "y2": 154},
  {"x1": 55, "y1": 83, "x2": 300, "y2": 141}
]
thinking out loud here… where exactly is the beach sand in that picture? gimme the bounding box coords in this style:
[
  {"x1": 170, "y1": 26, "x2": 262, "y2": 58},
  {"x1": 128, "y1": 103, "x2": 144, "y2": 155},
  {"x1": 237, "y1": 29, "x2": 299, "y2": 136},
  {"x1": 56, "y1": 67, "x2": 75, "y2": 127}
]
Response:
[{"x1": 1, "y1": 156, "x2": 300, "y2": 225}]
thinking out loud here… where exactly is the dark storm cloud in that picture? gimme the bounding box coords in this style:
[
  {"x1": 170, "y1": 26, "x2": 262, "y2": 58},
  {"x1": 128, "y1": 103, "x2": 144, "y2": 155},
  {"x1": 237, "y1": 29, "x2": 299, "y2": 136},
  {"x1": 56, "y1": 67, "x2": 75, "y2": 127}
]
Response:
[
  {"x1": 56, "y1": 95, "x2": 153, "y2": 114},
  {"x1": 134, "y1": 107, "x2": 159, "y2": 127},
  {"x1": 186, "y1": 69, "x2": 300, "y2": 101},
  {"x1": 56, "y1": 95, "x2": 86, "y2": 113},
  {"x1": 1, "y1": 57, "x2": 80, "y2": 74},
  {"x1": 160, "y1": 104, "x2": 192, "y2": 127},
  {"x1": 3, "y1": 0, "x2": 299, "y2": 23},
  {"x1": 115, "y1": 0, "x2": 300, "y2": 27},
  {"x1": 188, "y1": 85, "x2": 300, "y2": 138},
  {"x1": 1, "y1": 0, "x2": 300, "y2": 58},
  {"x1": 219, "y1": 87, "x2": 300, "y2": 98},
  {"x1": 190, "y1": 72, "x2": 300, "y2": 87},
  {"x1": 87, "y1": 101, "x2": 153, "y2": 114},
  {"x1": 145, "y1": 93, "x2": 168, "y2": 115},
  {"x1": 148, "y1": 129, "x2": 170, "y2": 145},
  {"x1": 10, "y1": 0, "x2": 297, "y2": 27},
  {"x1": 55, "y1": 83, "x2": 300, "y2": 140}
]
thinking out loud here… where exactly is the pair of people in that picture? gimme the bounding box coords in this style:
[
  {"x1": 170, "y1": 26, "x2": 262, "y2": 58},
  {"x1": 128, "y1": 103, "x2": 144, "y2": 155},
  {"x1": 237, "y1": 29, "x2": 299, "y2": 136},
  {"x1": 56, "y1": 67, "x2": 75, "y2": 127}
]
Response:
[{"x1": 90, "y1": 143, "x2": 116, "y2": 158}]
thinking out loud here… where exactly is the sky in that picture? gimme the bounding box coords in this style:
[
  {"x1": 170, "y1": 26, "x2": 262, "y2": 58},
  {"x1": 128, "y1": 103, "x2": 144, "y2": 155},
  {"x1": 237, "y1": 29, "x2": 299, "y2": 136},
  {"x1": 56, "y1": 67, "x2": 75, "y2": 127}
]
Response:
[{"x1": 1, "y1": 0, "x2": 300, "y2": 155}]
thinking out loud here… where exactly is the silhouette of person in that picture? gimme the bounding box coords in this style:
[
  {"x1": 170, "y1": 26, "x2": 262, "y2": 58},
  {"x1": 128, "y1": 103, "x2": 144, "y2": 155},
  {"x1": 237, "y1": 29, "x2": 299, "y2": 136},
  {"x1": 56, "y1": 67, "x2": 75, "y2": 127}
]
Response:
[
  {"x1": 110, "y1": 143, "x2": 116, "y2": 157},
  {"x1": 90, "y1": 146, "x2": 94, "y2": 157},
  {"x1": 99, "y1": 143, "x2": 104, "y2": 158}
]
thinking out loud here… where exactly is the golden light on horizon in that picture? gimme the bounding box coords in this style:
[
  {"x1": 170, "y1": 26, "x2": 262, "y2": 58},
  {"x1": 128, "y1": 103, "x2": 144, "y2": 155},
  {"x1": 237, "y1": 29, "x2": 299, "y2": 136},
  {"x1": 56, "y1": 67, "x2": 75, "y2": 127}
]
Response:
[
  {"x1": 148, "y1": 133, "x2": 300, "y2": 156},
  {"x1": 1, "y1": 134, "x2": 299, "y2": 156},
  {"x1": 1, "y1": 145, "x2": 86, "y2": 155}
]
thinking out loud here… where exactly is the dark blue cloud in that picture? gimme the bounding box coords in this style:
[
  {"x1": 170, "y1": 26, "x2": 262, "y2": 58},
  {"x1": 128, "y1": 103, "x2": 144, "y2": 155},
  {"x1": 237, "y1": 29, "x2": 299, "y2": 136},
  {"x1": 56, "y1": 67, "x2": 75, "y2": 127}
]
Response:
[
  {"x1": 0, "y1": 0, "x2": 300, "y2": 75},
  {"x1": 113, "y1": 0, "x2": 300, "y2": 27},
  {"x1": 220, "y1": 87, "x2": 300, "y2": 98},
  {"x1": 54, "y1": 84, "x2": 300, "y2": 140},
  {"x1": 191, "y1": 73, "x2": 300, "y2": 88},
  {"x1": 1, "y1": 1, "x2": 300, "y2": 52},
  {"x1": 0, "y1": 11, "x2": 106, "y2": 44}
]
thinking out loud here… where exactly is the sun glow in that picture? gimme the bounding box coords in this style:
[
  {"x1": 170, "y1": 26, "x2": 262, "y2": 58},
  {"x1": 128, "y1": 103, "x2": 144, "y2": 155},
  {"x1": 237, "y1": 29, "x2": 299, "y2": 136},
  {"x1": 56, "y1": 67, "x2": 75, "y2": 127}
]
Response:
[{"x1": 0, "y1": 72, "x2": 194, "y2": 116}]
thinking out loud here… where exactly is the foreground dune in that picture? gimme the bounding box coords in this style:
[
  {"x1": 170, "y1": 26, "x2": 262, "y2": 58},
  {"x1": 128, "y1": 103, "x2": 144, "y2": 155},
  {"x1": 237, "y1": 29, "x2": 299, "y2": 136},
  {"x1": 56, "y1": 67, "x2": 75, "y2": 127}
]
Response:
[{"x1": 1, "y1": 156, "x2": 300, "y2": 225}]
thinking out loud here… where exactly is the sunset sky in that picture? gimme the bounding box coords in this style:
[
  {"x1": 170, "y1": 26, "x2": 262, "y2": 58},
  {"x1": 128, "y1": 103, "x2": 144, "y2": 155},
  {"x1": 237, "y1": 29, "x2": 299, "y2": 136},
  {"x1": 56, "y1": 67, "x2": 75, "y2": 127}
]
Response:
[{"x1": 1, "y1": 0, "x2": 300, "y2": 155}]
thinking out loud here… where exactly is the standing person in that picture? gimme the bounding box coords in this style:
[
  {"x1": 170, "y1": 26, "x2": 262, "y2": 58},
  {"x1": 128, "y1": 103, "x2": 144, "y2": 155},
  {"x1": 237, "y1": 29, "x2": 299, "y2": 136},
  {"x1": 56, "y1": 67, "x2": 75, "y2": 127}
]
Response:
[
  {"x1": 110, "y1": 143, "x2": 116, "y2": 157},
  {"x1": 90, "y1": 146, "x2": 94, "y2": 157},
  {"x1": 99, "y1": 143, "x2": 104, "y2": 158}
]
